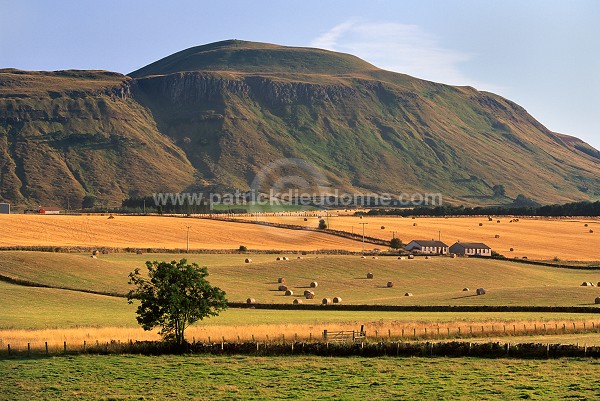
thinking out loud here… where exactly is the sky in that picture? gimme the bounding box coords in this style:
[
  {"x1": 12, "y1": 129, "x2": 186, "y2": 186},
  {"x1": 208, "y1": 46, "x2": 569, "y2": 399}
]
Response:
[{"x1": 1, "y1": 0, "x2": 598, "y2": 149}]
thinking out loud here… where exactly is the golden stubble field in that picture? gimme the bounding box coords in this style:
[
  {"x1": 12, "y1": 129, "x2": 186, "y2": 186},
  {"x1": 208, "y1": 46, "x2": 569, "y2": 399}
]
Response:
[
  {"x1": 229, "y1": 213, "x2": 600, "y2": 261},
  {"x1": 0, "y1": 215, "x2": 364, "y2": 251}
]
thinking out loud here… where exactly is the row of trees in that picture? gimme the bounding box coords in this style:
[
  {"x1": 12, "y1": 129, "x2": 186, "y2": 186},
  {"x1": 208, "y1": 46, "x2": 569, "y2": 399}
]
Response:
[{"x1": 360, "y1": 200, "x2": 600, "y2": 217}]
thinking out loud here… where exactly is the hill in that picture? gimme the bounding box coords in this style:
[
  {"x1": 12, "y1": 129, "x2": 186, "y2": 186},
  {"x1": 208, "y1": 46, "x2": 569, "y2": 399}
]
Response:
[{"x1": 1, "y1": 40, "x2": 599, "y2": 207}]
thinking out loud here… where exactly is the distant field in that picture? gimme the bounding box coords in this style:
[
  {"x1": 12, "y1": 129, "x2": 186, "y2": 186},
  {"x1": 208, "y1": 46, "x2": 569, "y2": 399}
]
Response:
[
  {"x1": 2, "y1": 355, "x2": 600, "y2": 400},
  {"x1": 230, "y1": 214, "x2": 600, "y2": 261},
  {"x1": 0, "y1": 215, "x2": 364, "y2": 251}
]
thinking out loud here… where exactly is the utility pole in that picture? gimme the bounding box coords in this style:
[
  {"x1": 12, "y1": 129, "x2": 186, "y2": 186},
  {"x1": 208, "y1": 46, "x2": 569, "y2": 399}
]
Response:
[
  {"x1": 439, "y1": 230, "x2": 441, "y2": 241},
  {"x1": 391, "y1": 231, "x2": 397, "y2": 239},
  {"x1": 186, "y1": 225, "x2": 191, "y2": 253},
  {"x1": 143, "y1": 199, "x2": 146, "y2": 214},
  {"x1": 360, "y1": 222, "x2": 368, "y2": 254}
]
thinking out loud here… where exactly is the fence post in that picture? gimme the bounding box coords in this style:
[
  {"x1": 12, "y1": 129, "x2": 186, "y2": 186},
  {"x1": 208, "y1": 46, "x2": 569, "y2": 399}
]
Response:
[
  {"x1": 323, "y1": 330, "x2": 327, "y2": 340},
  {"x1": 83, "y1": 341, "x2": 86, "y2": 352},
  {"x1": 413, "y1": 328, "x2": 416, "y2": 338},
  {"x1": 447, "y1": 327, "x2": 450, "y2": 337},
  {"x1": 401, "y1": 328, "x2": 404, "y2": 338},
  {"x1": 27, "y1": 343, "x2": 30, "y2": 356},
  {"x1": 252, "y1": 335, "x2": 255, "y2": 342},
  {"x1": 388, "y1": 329, "x2": 391, "y2": 338},
  {"x1": 7, "y1": 344, "x2": 10, "y2": 356},
  {"x1": 513, "y1": 325, "x2": 516, "y2": 334},
  {"x1": 45, "y1": 342, "x2": 49, "y2": 355},
  {"x1": 64, "y1": 341, "x2": 67, "y2": 354}
]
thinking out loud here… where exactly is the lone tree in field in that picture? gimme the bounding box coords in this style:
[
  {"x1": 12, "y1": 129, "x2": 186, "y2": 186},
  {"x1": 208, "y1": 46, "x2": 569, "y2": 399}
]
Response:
[
  {"x1": 127, "y1": 259, "x2": 227, "y2": 346},
  {"x1": 318, "y1": 219, "x2": 327, "y2": 229},
  {"x1": 390, "y1": 237, "x2": 403, "y2": 249}
]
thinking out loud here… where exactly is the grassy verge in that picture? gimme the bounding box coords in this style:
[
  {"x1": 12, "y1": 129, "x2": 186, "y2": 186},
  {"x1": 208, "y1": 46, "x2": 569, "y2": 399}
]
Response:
[{"x1": 1, "y1": 355, "x2": 600, "y2": 400}]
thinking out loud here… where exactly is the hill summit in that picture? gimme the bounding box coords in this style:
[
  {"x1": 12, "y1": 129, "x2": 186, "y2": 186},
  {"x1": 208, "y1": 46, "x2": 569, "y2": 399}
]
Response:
[{"x1": 0, "y1": 40, "x2": 599, "y2": 208}]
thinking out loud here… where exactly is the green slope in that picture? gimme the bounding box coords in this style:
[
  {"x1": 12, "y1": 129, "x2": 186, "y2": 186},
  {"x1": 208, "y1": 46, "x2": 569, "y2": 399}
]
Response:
[{"x1": 1, "y1": 41, "x2": 599, "y2": 207}]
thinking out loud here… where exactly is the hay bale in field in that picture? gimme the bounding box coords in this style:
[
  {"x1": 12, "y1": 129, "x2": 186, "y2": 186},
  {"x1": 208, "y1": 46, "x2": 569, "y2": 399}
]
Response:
[
  {"x1": 381, "y1": 225, "x2": 385, "y2": 229},
  {"x1": 424, "y1": 256, "x2": 430, "y2": 260},
  {"x1": 278, "y1": 277, "x2": 286, "y2": 283},
  {"x1": 322, "y1": 298, "x2": 332, "y2": 305},
  {"x1": 451, "y1": 254, "x2": 457, "y2": 258},
  {"x1": 303, "y1": 290, "x2": 313, "y2": 297},
  {"x1": 276, "y1": 257, "x2": 281, "y2": 261},
  {"x1": 91, "y1": 255, "x2": 97, "y2": 259},
  {"x1": 581, "y1": 282, "x2": 594, "y2": 287},
  {"x1": 283, "y1": 257, "x2": 289, "y2": 261},
  {"x1": 387, "y1": 281, "x2": 394, "y2": 288},
  {"x1": 333, "y1": 296, "x2": 342, "y2": 304},
  {"x1": 92, "y1": 250, "x2": 99, "y2": 256},
  {"x1": 278, "y1": 285, "x2": 288, "y2": 291},
  {"x1": 598, "y1": 282, "x2": 600, "y2": 287},
  {"x1": 462, "y1": 287, "x2": 469, "y2": 291},
  {"x1": 245, "y1": 258, "x2": 252, "y2": 263},
  {"x1": 293, "y1": 298, "x2": 303, "y2": 305},
  {"x1": 285, "y1": 290, "x2": 294, "y2": 296},
  {"x1": 497, "y1": 220, "x2": 501, "y2": 223},
  {"x1": 372, "y1": 256, "x2": 378, "y2": 259},
  {"x1": 304, "y1": 218, "x2": 308, "y2": 221},
  {"x1": 509, "y1": 248, "x2": 514, "y2": 252},
  {"x1": 305, "y1": 292, "x2": 315, "y2": 299},
  {"x1": 479, "y1": 223, "x2": 483, "y2": 226},
  {"x1": 590, "y1": 229, "x2": 594, "y2": 233},
  {"x1": 136, "y1": 249, "x2": 143, "y2": 255},
  {"x1": 361, "y1": 256, "x2": 366, "y2": 259},
  {"x1": 584, "y1": 223, "x2": 588, "y2": 227},
  {"x1": 310, "y1": 281, "x2": 318, "y2": 288},
  {"x1": 246, "y1": 298, "x2": 256, "y2": 304},
  {"x1": 413, "y1": 223, "x2": 417, "y2": 226},
  {"x1": 297, "y1": 256, "x2": 303, "y2": 259},
  {"x1": 476, "y1": 288, "x2": 486, "y2": 295},
  {"x1": 408, "y1": 254, "x2": 414, "y2": 259},
  {"x1": 595, "y1": 297, "x2": 600, "y2": 304},
  {"x1": 494, "y1": 234, "x2": 500, "y2": 238},
  {"x1": 367, "y1": 272, "x2": 374, "y2": 279},
  {"x1": 404, "y1": 292, "x2": 413, "y2": 297}
]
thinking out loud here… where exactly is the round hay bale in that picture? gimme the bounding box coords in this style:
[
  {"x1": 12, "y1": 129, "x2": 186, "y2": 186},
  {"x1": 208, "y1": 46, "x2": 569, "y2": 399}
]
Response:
[
  {"x1": 283, "y1": 257, "x2": 289, "y2": 261},
  {"x1": 424, "y1": 256, "x2": 430, "y2": 260},
  {"x1": 246, "y1": 298, "x2": 255, "y2": 305},
  {"x1": 381, "y1": 225, "x2": 385, "y2": 229},
  {"x1": 278, "y1": 277, "x2": 286, "y2": 283},
  {"x1": 509, "y1": 248, "x2": 514, "y2": 252},
  {"x1": 92, "y1": 250, "x2": 99, "y2": 256},
  {"x1": 404, "y1": 292, "x2": 413, "y2": 297},
  {"x1": 304, "y1": 218, "x2": 308, "y2": 221},
  {"x1": 590, "y1": 229, "x2": 594, "y2": 233},
  {"x1": 595, "y1": 297, "x2": 600, "y2": 304},
  {"x1": 276, "y1": 257, "x2": 281, "y2": 261},
  {"x1": 285, "y1": 290, "x2": 294, "y2": 296},
  {"x1": 310, "y1": 281, "x2": 318, "y2": 288},
  {"x1": 322, "y1": 298, "x2": 332, "y2": 305},
  {"x1": 494, "y1": 234, "x2": 500, "y2": 238},
  {"x1": 333, "y1": 296, "x2": 342, "y2": 304},
  {"x1": 297, "y1": 256, "x2": 303, "y2": 259},
  {"x1": 462, "y1": 287, "x2": 469, "y2": 291},
  {"x1": 413, "y1": 223, "x2": 417, "y2": 226},
  {"x1": 91, "y1": 255, "x2": 97, "y2": 259},
  {"x1": 366, "y1": 272, "x2": 374, "y2": 279},
  {"x1": 408, "y1": 254, "x2": 414, "y2": 259},
  {"x1": 479, "y1": 223, "x2": 483, "y2": 227},
  {"x1": 387, "y1": 281, "x2": 394, "y2": 288},
  {"x1": 597, "y1": 282, "x2": 600, "y2": 287},
  {"x1": 581, "y1": 282, "x2": 594, "y2": 287},
  {"x1": 361, "y1": 256, "x2": 366, "y2": 259},
  {"x1": 584, "y1": 223, "x2": 588, "y2": 227},
  {"x1": 303, "y1": 290, "x2": 313, "y2": 297},
  {"x1": 306, "y1": 292, "x2": 315, "y2": 299},
  {"x1": 497, "y1": 220, "x2": 501, "y2": 223},
  {"x1": 476, "y1": 288, "x2": 486, "y2": 295},
  {"x1": 244, "y1": 258, "x2": 252, "y2": 263},
  {"x1": 278, "y1": 285, "x2": 288, "y2": 291},
  {"x1": 372, "y1": 256, "x2": 378, "y2": 259},
  {"x1": 293, "y1": 298, "x2": 303, "y2": 305},
  {"x1": 136, "y1": 249, "x2": 143, "y2": 255}
]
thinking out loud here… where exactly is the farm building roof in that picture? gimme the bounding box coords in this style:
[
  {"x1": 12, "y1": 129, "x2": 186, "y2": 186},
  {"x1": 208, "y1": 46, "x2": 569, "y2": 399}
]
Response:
[
  {"x1": 452, "y1": 242, "x2": 491, "y2": 249},
  {"x1": 409, "y1": 240, "x2": 448, "y2": 247}
]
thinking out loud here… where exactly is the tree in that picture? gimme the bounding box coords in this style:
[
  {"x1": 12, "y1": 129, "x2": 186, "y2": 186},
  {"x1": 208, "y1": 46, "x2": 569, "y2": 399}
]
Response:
[
  {"x1": 82, "y1": 194, "x2": 96, "y2": 210},
  {"x1": 492, "y1": 184, "x2": 506, "y2": 198},
  {"x1": 127, "y1": 259, "x2": 227, "y2": 346},
  {"x1": 318, "y1": 219, "x2": 327, "y2": 229},
  {"x1": 390, "y1": 237, "x2": 403, "y2": 249}
]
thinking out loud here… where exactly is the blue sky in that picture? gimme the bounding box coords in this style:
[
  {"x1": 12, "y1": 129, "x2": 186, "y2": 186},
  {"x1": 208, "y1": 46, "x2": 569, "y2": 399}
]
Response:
[{"x1": 1, "y1": 0, "x2": 598, "y2": 149}]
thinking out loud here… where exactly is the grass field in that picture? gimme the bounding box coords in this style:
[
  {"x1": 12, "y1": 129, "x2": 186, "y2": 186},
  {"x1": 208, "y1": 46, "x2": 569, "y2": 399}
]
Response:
[
  {"x1": 230, "y1": 214, "x2": 600, "y2": 261},
  {"x1": 1, "y1": 355, "x2": 600, "y2": 400},
  {"x1": 0, "y1": 215, "x2": 364, "y2": 251},
  {"x1": 1, "y1": 252, "x2": 599, "y2": 307}
]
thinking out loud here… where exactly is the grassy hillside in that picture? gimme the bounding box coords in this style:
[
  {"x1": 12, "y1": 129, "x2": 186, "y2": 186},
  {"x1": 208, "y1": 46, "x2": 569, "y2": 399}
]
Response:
[{"x1": 2, "y1": 41, "x2": 599, "y2": 207}]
